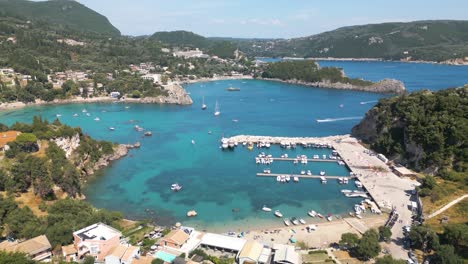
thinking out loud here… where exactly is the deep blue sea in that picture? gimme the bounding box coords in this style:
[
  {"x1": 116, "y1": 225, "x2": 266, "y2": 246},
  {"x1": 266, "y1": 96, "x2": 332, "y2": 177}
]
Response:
[{"x1": 1, "y1": 61, "x2": 467, "y2": 231}]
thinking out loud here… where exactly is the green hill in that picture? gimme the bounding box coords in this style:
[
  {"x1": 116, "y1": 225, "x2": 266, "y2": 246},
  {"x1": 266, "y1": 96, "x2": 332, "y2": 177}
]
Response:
[
  {"x1": 151, "y1": 30, "x2": 209, "y2": 48},
  {"x1": 352, "y1": 86, "x2": 467, "y2": 174},
  {"x1": 0, "y1": 0, "x2": 120, "y2": 35},
  {"x1": 240, "y1": 20, "x2": 468, "y2": 61}
]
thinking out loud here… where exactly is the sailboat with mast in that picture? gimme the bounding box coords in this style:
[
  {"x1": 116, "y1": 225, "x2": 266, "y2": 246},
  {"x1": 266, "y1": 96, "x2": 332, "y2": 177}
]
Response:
[
  {"x1": 201, "y1": 96, "x2": 207, "y2": 110},
  {"x1": 214, "y1": 100, "x2": 220, "y2": 116}
]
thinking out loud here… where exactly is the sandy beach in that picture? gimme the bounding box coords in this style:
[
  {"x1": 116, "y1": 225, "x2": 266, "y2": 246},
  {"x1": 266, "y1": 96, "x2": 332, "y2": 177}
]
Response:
[
  {"x1": 0, "y1": 96, "x2": 116, "y2": 112},
  {"x1": 243, "y1": 214, "x2": 386, "y2": 249}
]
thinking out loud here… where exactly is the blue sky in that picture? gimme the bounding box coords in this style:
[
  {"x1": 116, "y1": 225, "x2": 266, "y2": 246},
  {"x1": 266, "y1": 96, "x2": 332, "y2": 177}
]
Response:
[{"x1": 74, "y1": 0, "x2": 467, "y2": 38}]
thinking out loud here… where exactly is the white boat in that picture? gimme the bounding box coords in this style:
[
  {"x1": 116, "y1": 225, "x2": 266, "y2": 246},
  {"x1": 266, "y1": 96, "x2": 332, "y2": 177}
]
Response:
[
  {"x1": 191, "y1": 139, "x2": 196, "y2": 145},
  {"x1": 201, "y1": 96, "x2": 207, "y2": 110},
  {"x1": 56, "y1": 114, "x2": 62, "y2": 117},
  {"x1": 285, "y1": 175, "x2": 290, "y2": 182},
  {"x1": 307, "y1": 170, "x2": 312, "y2": 176},
  {"x1": 283, "y1": 219, "x2": 291, "y2": 226},
  {"x1": 94, "y1": 117, "x2": 100, "y2": 121},
  {"x1": 171, "y1": 183, "x2": 182, "y2": 192},
  {"x1": 327, "y1": 215, "x2": 333, "y2": 222},
  {"x1": 293, "y1": 176, "x2": 299, "y2": 182},
  {"x1": 300, "y1": 170, "x2": 305, "y2": 175},
  {"x1": 73, "y1": 113, "x2": 78, "y2": 117},
  {"x1": 308, "y1": 210, "x2": 317, "y2": 217},
  {"x1": 265, "y1": 143, "x2": 271, "y2": 148},
  {"x1": 274, "y1": 210, "x2": 283, "y2": 218},
  {"x1": 341, "y1": 189, "x2": 353, "y2": 194},
  {"x1": 320, "y1": 176, "x2": 327, "y2": 184},
  {"x1": 82, "y1": 109, "x2": 87, "y2": 113},
  {"x1": 187, "y1": 210, "x2": 197, "y2": 217},
  {"x1": 276, "y1": 176, "x2": 281, "y2": 182},
  {"x1": 262, "y1": 206, "x2": 272, "y2": 212},
  {"x1": 291, "y1": 217, "x2": 299, "y2": 225},
  {"x1": 109, "y1": 127, "x2": 115, "y2": 131},
  {"x1": 355, "y1": 181, "x2": 363, "y2": 188},
  {"x1": 320, "y1": 171, "x2": 326, "y2": 176},
  {"x1": 86, "y1": 113, "x2": 91, "y2": 116},
  {"x1": 214, "y1": 100, "x2": 220, "y2": 116},
  {"x1": 299, "y1": 218, "x2": 306, "y2": 224}
]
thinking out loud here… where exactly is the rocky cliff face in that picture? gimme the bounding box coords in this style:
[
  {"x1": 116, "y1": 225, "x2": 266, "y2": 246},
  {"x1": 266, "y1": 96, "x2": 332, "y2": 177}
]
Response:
[
  {"x1": 263, "y1": 78, "x2": 406, "y2": 94},
  {"x1": 52, "y1": 133, "x2": 81, "y2": 158},
  {"x1": 83, "y1": 144, "x2": 129, "y2": 175}
]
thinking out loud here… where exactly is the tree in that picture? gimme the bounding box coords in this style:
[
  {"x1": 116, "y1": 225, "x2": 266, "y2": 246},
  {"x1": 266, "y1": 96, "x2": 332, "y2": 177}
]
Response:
[
  {"x1": 83, "y1": 256, "x2": 95, "y2": 264},
  {"x1": 409, "y1": 225, "x2": 440, "y2": 252},
  {"x1": 379, "y1": 226, "x2": 392, "y2": 242},
  {"x1": 339, "y1": 233, "x2": 359, "y2": 248},
  {"x1": 354, "y1": 229, "x2": 381, "y2": 260},
  {"x1": 152, "y1": 259, "x2": 164, "y2": 264},
  {"x1": 440, "y1": 224, "x2": 468, "y2": 257},
  {"x1": 375, "y1": 255, "x2": 406, "y2": 264},
  {"x1": 0, "y1": 251, "x2": 36, "y2": 264},
  {"x1": 14, "y1": 133, "x2": 39, "y2": 152},
  {"x1": 432, "y1": 245, "x2": 463, "y2": 264}
]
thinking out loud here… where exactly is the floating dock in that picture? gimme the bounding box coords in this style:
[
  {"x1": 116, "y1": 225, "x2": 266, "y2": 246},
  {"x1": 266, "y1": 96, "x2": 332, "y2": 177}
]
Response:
[
  {"x1": 268, "y1": 157, "x2": 339, "y2": 163},
  {"x1": 256, "y1": 173, "x2": 354, "y2": 179}
]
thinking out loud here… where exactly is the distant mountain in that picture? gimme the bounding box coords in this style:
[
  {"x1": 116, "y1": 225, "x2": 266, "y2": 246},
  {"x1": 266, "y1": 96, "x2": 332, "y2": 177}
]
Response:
[
  {"x1": 239, "y1": 20, "x2": 468, "y2": 61},
  {"x1": 0, "y1": 0, "x2": 120, "y2": 35}
]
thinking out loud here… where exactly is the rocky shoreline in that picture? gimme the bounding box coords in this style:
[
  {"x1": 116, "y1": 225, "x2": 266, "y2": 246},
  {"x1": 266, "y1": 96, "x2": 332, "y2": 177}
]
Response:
[{"x1": 261, "y1": 78, "x2": 406, "y2": 94}]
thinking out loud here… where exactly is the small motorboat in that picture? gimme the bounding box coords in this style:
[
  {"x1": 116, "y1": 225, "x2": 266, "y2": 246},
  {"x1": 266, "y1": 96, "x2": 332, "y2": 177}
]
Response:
[
  {"x1": 293, "y1": 176, "x2": 299, "y2": 183},
  {"x1": 56, "y1": 114, "x2": 62, "y2": 117},
  {"x1": 285, "y1": 175, "x2": 291, "y2": 182},
  {"x1": 187, "y1": 210, "x2": 197, "y2": 217},
  {"x1": 308, "y1": 210, "x2": 317, "y2": 217},
  {"x1": 317, "y1": 213, "x2": 324, "y2": 219},
  {"x1": 291, "y1": 217, "x2": 299, "y2": 225},
  {"x1": 109, "y1": 127, "x2": 115, "y2": 131},
  {"x1": 299, "y1": 218, "x2": 306, "y2": 224},
  {"x1": 327, "y1": 214, "x2": 333, "y2": 222},
  {"x1": 73, "y1": 113, "x2": 79, "y2": 117},
  {"x1": 94, "y1": 117, "x2": 100, "y2": 121},
  {"x1": 262, "y1": 205, "x2": 272, "y2": 212},
  {"x1": 300, "y1": 170, "x2": 305, "y2": 175},
  {"x1": 283, "y1": 219, "x2": 291, "y2": 226},
  {"x1": 320, "y1": 171, "x2": 326, "y2": 176},
  {"x1": 274, "y1": 210, "x2": 283, "y2": 218},
  {"x1": 144, "y1": 131, "x2": 152, "y2": 136},
  {"x1": 276, "y1": 176, "x2": 281, "y2": 182},
  {"x1": 86, "y1": 113, "x2": 91, "y2": 116},
  {"x1": 171, "y1": 183, "x2": 182, "y2": 192},
  {"x1": 307, "y1": 170, "x2": 312, "y2": 176},
  {"x1": 82, "y1": 109, "x2": 87, "y2": 113},
  {"x1": 191, "y1": 139, "x2": 196, "y2": 145}
]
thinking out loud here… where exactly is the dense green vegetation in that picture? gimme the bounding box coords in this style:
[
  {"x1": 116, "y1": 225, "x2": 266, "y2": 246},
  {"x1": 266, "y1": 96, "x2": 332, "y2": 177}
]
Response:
[
  {"x1": 261, "y1": 60, "x2": 373, "y2": 86},
  {"x1": 352, "y1": 87, "x2": 467, "y2": 175},
  {"x1": 0, "y1": 116, "x2": 116, "y2": 199},
  {"x1": 0, "y1": 195, "x2": 122, "y2": 247},
  {"x1": 0, "y1": 0, "x2": 120, "y2": 35},
  {"x1": 236, "y1": 20, "x2": 468, "y2": 62},
  {"x1": 339, "y1": 229, "x2": 381, "y2": 260}
]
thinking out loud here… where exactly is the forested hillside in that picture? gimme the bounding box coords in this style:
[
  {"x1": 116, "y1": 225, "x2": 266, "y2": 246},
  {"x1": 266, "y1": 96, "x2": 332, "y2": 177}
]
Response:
[
  {"x1": 0, "y1": 0, "x2": 120, "y2": 35},
  {"x1": 352, "y1": 86, "x2": 467, "y2": 175},
  {"x1": 238, "y1": 20, "x2": 468, "y2": 61}
]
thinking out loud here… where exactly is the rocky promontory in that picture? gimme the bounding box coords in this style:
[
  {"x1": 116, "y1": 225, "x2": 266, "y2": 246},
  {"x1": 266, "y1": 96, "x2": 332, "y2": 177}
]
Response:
[{"x1": 262, "y1": 78, "x2": 406, "y2": 94}]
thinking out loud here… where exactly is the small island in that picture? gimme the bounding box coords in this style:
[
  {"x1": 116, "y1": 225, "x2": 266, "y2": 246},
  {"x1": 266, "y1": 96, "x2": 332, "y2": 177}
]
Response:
[{"x1": 259, "y1": 60, "x2": 406, "y2": 94}]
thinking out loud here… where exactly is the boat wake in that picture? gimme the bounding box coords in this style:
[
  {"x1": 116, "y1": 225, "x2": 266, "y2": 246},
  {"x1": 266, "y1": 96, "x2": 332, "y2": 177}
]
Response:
[
  {"x1": 316, "y1": 116, "x2": 362, "y2": 123},
  {"x1": 359, "y1": 100, "x2": 378, "y2": 105}
]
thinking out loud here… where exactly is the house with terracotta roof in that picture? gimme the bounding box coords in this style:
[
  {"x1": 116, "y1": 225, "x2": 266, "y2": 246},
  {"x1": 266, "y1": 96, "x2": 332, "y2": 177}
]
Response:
[
  {"x1": 158, "y1": 229, "x2": 190, "y2": 249},
  {"x1": 104, "y1": 244, "x2": 140, "y2": 264},
  {"x1": 237, "y1": 240, "x2": 271, "y2": 264},
  {"x1": 0, "y1": 235, "x2": 52, "y2": 262},
  {"x1": 62, "y1": 244, "x2": 78, "y2": 262},
  {"x1": 0, "y1": 131, "x2": 21, "y2": 152},
  {"x1": 73, "y1": 222, "x2": 122, "y2": 262}
]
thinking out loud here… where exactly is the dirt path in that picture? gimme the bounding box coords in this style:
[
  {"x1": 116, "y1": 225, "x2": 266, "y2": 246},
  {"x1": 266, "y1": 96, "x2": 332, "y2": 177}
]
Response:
[{"x1": 427, "y1": 194, "x2": 468, "y2": 219}]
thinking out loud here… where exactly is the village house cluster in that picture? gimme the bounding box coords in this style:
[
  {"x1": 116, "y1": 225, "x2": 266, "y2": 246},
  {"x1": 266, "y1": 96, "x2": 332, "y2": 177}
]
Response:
[{"x1": 0, "y1": 222, "x2": 301, "y2": 264}]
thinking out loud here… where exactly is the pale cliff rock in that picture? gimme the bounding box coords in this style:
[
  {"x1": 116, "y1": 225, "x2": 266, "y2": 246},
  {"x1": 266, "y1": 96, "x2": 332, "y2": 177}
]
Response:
[{"x1": 52, "y1": 133, "x2": 80, "y2": 158}]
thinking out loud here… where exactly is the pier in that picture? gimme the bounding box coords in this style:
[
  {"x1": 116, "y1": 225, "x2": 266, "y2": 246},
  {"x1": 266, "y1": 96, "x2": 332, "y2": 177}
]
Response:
[
  {"x1": 269, "y1": 157, "x2": 339, "y2": 163},
  {"x1": 257, "y1": 173, "x2": 353, "y2": 179}
]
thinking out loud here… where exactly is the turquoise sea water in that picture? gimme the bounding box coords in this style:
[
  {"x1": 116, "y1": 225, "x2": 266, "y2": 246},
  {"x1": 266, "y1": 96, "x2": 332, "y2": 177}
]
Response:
[{"x1": 1, "y1": 61, "x2": 467, "y2": 231}]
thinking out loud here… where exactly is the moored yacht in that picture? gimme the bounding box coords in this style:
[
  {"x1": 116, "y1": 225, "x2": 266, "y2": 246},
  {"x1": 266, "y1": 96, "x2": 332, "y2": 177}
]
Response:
[
  {"x1": 283, "y1": 219, "x2": 291, "y2": 226},
  {"x1": 308, "y1": 210, "x2": 317, "y2": 217},
  {"x1": 214, "y1": 100, "x2": 220, "y2": 116},
  {"x1": 355, "y1": 181, "x2": 363, "y2": 188},
  {"x1": 94, "y1": 117, "x2": 100, "y2": 121},
  {"x1": 262, "y1": 205, "x2": 272, "y2": 212},
  {"x1": 201, "y1": 96, "x2": 207, "y2": 110},
  {"x1": 320, "y1": 176, "x2": 327, "y2": 184},
  {"x1": 320, "y1": 171, "x2": 326, "y2": 176},
  {"x1": 293, "y1": 176, "x2": 299, "y2": 183}
]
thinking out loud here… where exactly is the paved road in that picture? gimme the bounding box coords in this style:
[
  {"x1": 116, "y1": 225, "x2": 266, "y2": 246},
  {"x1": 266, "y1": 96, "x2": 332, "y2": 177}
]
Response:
[
  {"x1": 427, "y1": 194, "x2": 468, "y2": 219},
  {"x1": 333, "y1": 136, "x2": 420, "y2": 260}
]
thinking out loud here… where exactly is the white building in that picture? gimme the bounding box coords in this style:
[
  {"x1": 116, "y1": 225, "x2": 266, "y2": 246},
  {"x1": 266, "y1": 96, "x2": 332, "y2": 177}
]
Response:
[
  {"x1": 272, "y1": 244, "x2": 299, "y2": 264},
  {"x1": 173, "y1": 48, "x2": 205, "y2": 58},
  {"x1": 200, "y1": 233, "x2": 246, "y2": 253}
]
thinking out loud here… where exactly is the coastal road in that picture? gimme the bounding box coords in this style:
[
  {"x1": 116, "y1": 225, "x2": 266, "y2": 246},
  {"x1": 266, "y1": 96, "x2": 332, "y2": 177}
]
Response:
[
  {"x1": 427, "y1": 194, "x2": 468, "y2": 219},
  {"x1": 333, "y1": 136, "x2": 419, "y2": 260}
]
